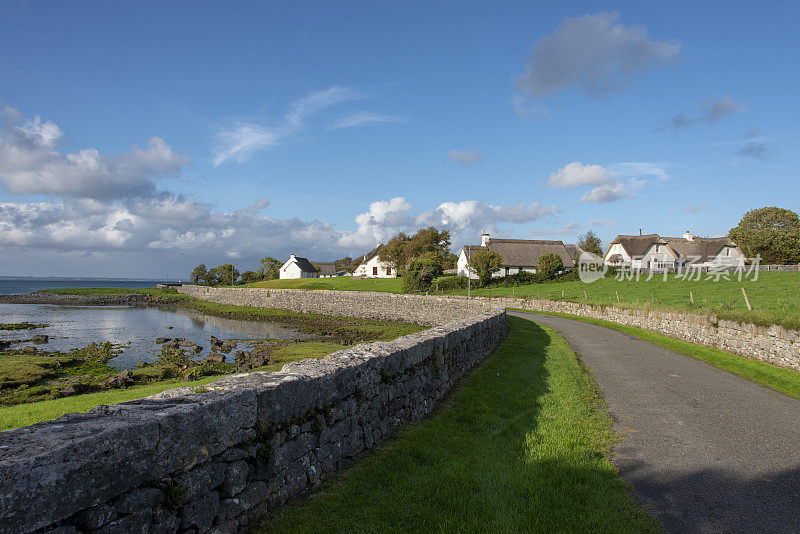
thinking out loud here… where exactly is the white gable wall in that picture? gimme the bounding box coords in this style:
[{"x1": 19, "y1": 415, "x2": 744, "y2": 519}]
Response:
[{"x1": 354, "y1": 255, "x2": 397, "y2": 278}]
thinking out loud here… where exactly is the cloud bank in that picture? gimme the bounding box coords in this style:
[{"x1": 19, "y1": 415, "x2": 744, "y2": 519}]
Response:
[{"x1": 515, "y1": 12, "x2": 680, "y2": 110}]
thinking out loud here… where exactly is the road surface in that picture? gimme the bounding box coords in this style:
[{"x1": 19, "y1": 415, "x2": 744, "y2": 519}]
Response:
[{"x1": 510, "y1": 310, "x2": 800, "y2": 534}]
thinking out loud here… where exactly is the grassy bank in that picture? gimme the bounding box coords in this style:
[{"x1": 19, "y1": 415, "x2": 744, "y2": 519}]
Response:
[
  {"x1": 259, "y1": 316, "x2": 659, "y2": 533},
  {"x1": 2, "y1": 292, "x2": 426, "y2": 430},
  {"x1": 247, "y1": 277, "x2": 404, "y2": 293},
  {"x1": 454, "y1": 271, "x2": 800, "y2": 330},
  {"x1": 0, "y1": 376, "x2": 219, "y2": 431},
  {"x1": 518, "y1": 309, "x2": 800, "y2": 402}
]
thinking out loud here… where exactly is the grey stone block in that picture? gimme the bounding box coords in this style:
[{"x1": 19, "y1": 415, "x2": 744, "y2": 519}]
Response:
[
  {"x1": 177, "y1": 461, "x2": 226, "y2": 502},
  {"x1": 180, "y1": 491, "x2": 219, "y2": 531},
  {"x1": 115, "y1": 486, "x2": 162, "y2": 514},
  {"x1": 221, "y1": 461, "x2": 249, "y2": 498}
]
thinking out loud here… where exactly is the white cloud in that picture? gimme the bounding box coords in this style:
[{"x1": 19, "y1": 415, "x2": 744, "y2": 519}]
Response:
[
  {"x1": 548, "y1": 161, "x2": 652, "y2": 203},
  {"x1": 581, "y1": 178, "x2": 644, "y2": 203},
  {"x1": 328, "y1": 112, "x2": 407, "y2": 130},
  {"x1": 212, "y1": 123, "x2": 280, "y2": 166},
  {"x1": 610, "y1": 162, "x2": 670, "y2": 180},
  {"x1": 213, "y1": 86, "x2": 381, "y2": 166},
  {"x1": 548, "y1": 161, "x2": 616, "y2": 188},
  {"x1": 431, "y1": 200, "x2": 559, "y2": 229},
  {"x1": 447, "y1": 150, "x2": 481, "y2": 165},
  {"x1": 0, "y1": 108, "x2": 188, "y2": 199},
  {"x1": 512, "y1": 95, "x2": 550, "y2": 118},
  {"x1": 515, "y1": 12, "x2": 680, "y2": 99}
]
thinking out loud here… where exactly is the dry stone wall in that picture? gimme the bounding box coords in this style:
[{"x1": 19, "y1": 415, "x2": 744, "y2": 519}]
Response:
[
  {"x1": 480, "y1": 296, "x2": 800, "y2": 370},
  {"x1": 176, "y1": 285, "x2": 495, "y2": 326},
  {"x1": 0, "y1": 292, "x2": 506, "y2": 534}
]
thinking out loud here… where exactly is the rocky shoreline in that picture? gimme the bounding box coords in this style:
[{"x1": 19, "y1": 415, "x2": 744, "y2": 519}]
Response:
[{"x1": 0, "y1": 292, "x2": 152, "y2": 306}]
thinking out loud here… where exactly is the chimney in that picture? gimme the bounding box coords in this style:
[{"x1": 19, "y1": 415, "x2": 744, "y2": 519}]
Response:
[
  {"x1": 639, "y1": 229, "x2": 642, "y2": 236},
  {"x1": 481, "y1": 232, "x2": 490, "y2": 246},
  {"x1": 683, "y1": 231, "x2": 694, "y2": 242},
  {"x1": 289, "y1": 254, "x2": 296, "y2": 260}
]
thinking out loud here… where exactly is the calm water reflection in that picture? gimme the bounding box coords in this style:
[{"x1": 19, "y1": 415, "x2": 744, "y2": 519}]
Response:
[{"x1": 0, "y1": 304, "x2": 311, "y2": 369}]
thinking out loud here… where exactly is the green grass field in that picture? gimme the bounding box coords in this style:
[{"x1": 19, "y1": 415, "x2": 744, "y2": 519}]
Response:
[
  {"x1": 456, "y1": 271, "x2": 800, "y2": 330},
  {"x1": 248, "y1": 277, "x2": 404, "y2": 293},
  {"x1": 519, "y1": 309, "x2": 800, "y2": 402},
  {"x1": 0, "y1": 376, "x2": 219, "y2": 431},
  {"x1": 259, "y1": 316, "x2": 659, "y2": 533}
]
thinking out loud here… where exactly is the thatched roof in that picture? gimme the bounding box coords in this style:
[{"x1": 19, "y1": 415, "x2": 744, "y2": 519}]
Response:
[{"x1": 463, "y1": 238, "x2": 573, "y2": 268}]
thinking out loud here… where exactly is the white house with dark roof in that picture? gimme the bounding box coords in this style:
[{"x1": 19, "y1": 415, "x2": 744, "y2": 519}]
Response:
[
  {"x1": 353, "y1": 245, "x2": 397, "y2": 278},
  {"x1": 279, "y1": 254, "x2": 319, "y2": 279},
  {"x1": 457, "y1": 233, "x2": 575, "y2": 279},
  {"x1": 603, "y1": 232, "x2": 745, "y2": 269}
]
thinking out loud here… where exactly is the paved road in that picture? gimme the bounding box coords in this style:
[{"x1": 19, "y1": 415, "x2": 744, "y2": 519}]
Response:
[{"x1": 510, "y1": 310, "x2": 800, "y2": 534}]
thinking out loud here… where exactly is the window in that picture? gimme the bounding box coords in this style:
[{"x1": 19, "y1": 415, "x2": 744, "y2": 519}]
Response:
[
  {"x1": 386, "y1": 267, "x2": 391, "y2": 275},
  {"x1": 373, "y1": 266, "x2": 378, "y2": 275}
]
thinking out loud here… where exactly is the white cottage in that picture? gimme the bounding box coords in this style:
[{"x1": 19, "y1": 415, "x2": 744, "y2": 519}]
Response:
[
  {"x1": 353, "y1": 245, "x2": 397, "y2": 278},
  {"x1": 604, "y1": 232, "x2": 745, "y2": 269},
  {"x1": 279, "y1": 254, "x2": 319, "y2": 279},
  {"x1": 457, "y1": 233, "x2": 574, "y2": 279}
]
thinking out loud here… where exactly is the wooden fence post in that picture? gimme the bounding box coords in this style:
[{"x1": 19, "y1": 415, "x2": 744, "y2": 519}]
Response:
[
  {"x1": 741, "y1": 287, "x2": 752, "y2": 311},
  {"x1": 690, "y1": 290, "x2": 694, "y2": 304},
  {"x1": 616, "y1": 290, "x2": 620, "y2": 303}
]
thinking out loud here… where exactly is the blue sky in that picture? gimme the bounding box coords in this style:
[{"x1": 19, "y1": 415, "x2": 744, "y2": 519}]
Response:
[{"x1": 1, "y1": 1, "x2": 798, "y2": 278}]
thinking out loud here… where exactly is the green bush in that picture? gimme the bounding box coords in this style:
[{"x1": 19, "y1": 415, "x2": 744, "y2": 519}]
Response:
[
  {"x1": 403, "y1": 253, "x2": 444, "y2": 292},
  {"x1": 538, "y1": 253, "x2": 564, "y2": 280},
  {"x1": 433, "y1": 276, "x2": 469, "y2": 292}
]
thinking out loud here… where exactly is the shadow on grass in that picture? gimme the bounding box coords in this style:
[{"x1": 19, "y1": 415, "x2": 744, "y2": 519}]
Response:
[{"x1": 259, "y1": 317, "x2": 658, "y2": 533}]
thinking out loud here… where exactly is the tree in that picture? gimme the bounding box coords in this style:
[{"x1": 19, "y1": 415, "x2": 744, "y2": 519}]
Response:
[
  {"x1": 578, "y1": 230, "x2": 603, "y2": 256},
  {"x1": 471, "y1": 249, "x2": 503, "y2": 287},
  {"x1": 538, "y1": 253, "x2": 564, "y2": 279},
  {"x1": 210, "y1": 264, "x2": 240, "y2": 286},
  {"x1": 379, "y1": 232, "x2": 410, "y2": 274},
  {"x1": 190, "y1": 264, "x2": 208, "y2": 284},
  {"x1": 402, "y1": 253, "x2": 444, "y2": 292},
  {"x1": 240, "y1": 270, "x2": 261, "y2": 284},
  {"x1": 379, "y1": 227, "x2": 452, "y2": 275},
  {"x1": 442, "y1": 252, "x2": 459, "y2": 270},
  {"x1": 729, "y1": 207, "x2": 800, "y2": 264},
  {"x1": 404, "y1": 227, "x2": 451, "y2": 261},
  {"x1": 258, "y1": 256, "x2": 282, "y2": 280}
]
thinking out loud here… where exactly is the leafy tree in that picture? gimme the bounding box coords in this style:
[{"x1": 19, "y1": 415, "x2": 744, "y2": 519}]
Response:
[
  {"x1": 578, "y1": 230, "x2": 604, "y2": 256},
  {"x1": 471, "y1": 249, "x2": 503, "y2": 286},
  {"x1": 258, "y1": 256, "x2": 282, "y2": 280},
  {"x1": 210, "y1": 264, "x2": 240, "y2": 286},
  {"x1": 538, "y1": 253, "x2": 564, "y2": 279},
  {"x1": 404, "y1": 227, "x2": 451, "y2": 261},
  {"x1": 240, "y1": 270, "x2": 261, "y2": 284},
  {"x1": 190, "y1": 264, "x2": 208, "y2": 284},
  {"x1": 379, "y1": 227, "x2": 452, "y2": 275},
  {"x1": 442, "y1": 252, "x2": 459, "y2": 270},
  {"x1": 333, "y1": 256, "x2": 353, "y2": 272},
  {"x1": 402, "y1": 253, "x2": 444, "y2": 292},
  {"x1": 379, "y1": 232, "x2": 410, "y2": 274},
  {"x1": 729, "y1": 207, "x2": 800, "y2": 264}
]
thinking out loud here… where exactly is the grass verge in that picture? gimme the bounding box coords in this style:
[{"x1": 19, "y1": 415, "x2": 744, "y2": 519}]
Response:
[
  {"x1": 515, "y1": 309, "x2": 800, "y2": 402},
  {"x1": 450, "y1": 271, "x2": 800, "y2": 331},
  {"x1": 248, "y1": 277, "x2": 404, "y2": 293},
  {"x1": 0, "y1": 376, "x2": 218, "y2": 431},
  {"x1": 258, "y1": 316, "x2": 660, "y2": 533}
]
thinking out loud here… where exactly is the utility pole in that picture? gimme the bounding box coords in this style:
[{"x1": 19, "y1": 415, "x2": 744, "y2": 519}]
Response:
[{"x1": 467, "y1": 246, "x2": 471, "y2": 300}]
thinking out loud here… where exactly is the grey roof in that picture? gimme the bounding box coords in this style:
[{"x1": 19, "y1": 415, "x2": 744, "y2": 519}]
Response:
[
  {"x1": 565, "y1": 244, "x2": 585, "y2": 264},
  {"x1": 463, "y1": 238, "x2": 573, "y2": 268},
  {"x1": 358, "y1": 244, "x2": 384, "y2": 265},
  {"x1": 315, "y1": 262, "x2": 337, "y2": 276},
  {"x1": 290, "y1": 256, "x2": 318, "y2": 273},
  {"x1": 662, "y1": 237, "x2": 740, "y2": 262},
  {"x1": 608, "y1": 234, "x2": 666, "y2": 258},
  {"x1": 608, "y1": 234, "x2": 741, "y2": 262}
]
